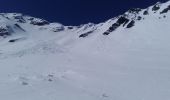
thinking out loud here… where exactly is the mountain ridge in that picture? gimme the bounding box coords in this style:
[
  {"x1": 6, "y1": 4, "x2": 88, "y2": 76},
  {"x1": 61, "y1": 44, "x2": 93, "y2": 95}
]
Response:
[{"x1": 0, "y1": 1, "x2": 170, "y2": 38}]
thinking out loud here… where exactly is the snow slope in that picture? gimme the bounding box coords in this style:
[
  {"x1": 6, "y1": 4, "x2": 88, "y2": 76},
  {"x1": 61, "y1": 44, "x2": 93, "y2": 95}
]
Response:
[{"x1": 1, "y1": 1, "x2": 170, "y2": 100}]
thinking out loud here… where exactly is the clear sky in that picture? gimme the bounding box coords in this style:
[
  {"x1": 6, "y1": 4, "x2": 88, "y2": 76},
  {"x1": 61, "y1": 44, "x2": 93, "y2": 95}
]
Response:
[{"x1": 0, "y1": 0, "x2": 168, "y2": 25}]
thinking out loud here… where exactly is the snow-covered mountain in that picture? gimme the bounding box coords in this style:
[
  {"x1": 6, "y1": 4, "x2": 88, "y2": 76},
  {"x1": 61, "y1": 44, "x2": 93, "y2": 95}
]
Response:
[{"x1": 1, "y1": 1, "x2": 170, "y2": 100}]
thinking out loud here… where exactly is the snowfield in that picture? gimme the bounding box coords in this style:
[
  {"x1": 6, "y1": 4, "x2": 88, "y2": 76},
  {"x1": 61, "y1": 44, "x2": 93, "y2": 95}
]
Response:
[{"x1": 1, "y1": 1, "x2": 170, "y2": 100}]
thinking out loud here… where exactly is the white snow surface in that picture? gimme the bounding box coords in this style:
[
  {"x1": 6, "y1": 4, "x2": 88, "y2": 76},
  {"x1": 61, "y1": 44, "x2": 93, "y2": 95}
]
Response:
[{"x1": 1, "y1": 1, "x2": 170, "y2": 100}]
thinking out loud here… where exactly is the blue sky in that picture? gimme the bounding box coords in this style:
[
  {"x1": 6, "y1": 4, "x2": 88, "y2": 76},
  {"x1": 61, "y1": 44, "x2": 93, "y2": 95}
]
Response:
[{"x1": 0, "y1": 0, "x2": 168, "y2": 25}]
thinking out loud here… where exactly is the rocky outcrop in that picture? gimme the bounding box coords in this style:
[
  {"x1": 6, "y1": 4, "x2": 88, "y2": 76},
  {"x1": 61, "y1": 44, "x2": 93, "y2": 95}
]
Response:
[
  {"x1": 126, "y1": 20, "x2": 135, "y2": 28},
  {"x1": 152, "y1": 3, "x2": 160, "y2": 11},
  {"x1": 128, "y1": 8, "x2": 142, "y2": 14},
  {"x1": 160, "y1": 5, "x2": 170, "y2": 14},
  {"x1": 103, "y1": 16, "x2": 130, "y2": 35},
  {"x1": 30, "y1": 18, "x2": 49, "y2": 26},
  {"x1": 143, "y1": 10, "x2": 149, "y2": 15},
  {"x1": 79, "y1": 31, "x2": 94, "y2": 38},
  {"x1": 51, "y1": 26, "x2": 64, "y2": 32},
  {"x1": 0, "y1": 26, "x2": 10, "y2": 36},
  {"x1": 13, "y1": 15, "x2": 26, "y2": 23}
]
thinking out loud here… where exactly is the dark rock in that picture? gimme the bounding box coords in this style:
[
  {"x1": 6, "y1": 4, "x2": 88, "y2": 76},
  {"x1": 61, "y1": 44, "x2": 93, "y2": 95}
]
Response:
[
  {"x1": 137, "y1": 16, "x2": 142, "y2": 20},
  {"x1": 109, "y1": 17, "x2": 129, "y2": 32},
  {"x1": 79, "y1": 31, "x2": 94, "y2": 38},
  {"x1": 5, "y1": 17, "x2": 10, "y2": 20},
  {"x1": 0, "y1": 14, "x2": 10, "y2": 20},
  {"x1": 68, "y1": 26, "x2": 73, "y2": 29},
  {"x1": 79, "y1": 33, "x2": 88, "y2": 38},
  {"x1": 117, "y1": 16, "x2": 129, "y2": 25},
  {"x1": 108, "y1": 24, "x2": 118, "y2": 32},
  {"x1": 14, "y1": 24, "x2": 25, "y2": 32},
  {"x1": 103, "y1": 32, "x2": 110, "y2": 35},
  {"x1": 107, "y1": 17, "x2": 129, "y2": 33},
  {"x1": 52, "y1": 26, "x2": 64, "y2": 32},
  {"x1": 0, "y1": 26, "x2": 10, "y2": 36},
  {"x1": 8, "y1": 39, "x2": 20, "y2": 43},
  {"x1": 14, "y1": 16, "x2": 26, "y2": 23},
  {"x1": 152, "y1": 4, "x2": 160, "y2": 11},
  {"x1": 8, "y1": 38, "x2": 25, "y2": 43},
  {"x1": 103, "y1": 16, "x2": 131, "y2": 35},
  {"x1": 48, "y1": 79, "x2": 53, "y2": 82},
  {"x1": 143, "y1": 10, "x2": 149, "y2": 15},
  {"x1": 21, "y1": 82, "x2": 28, "y2": 85},
  {"x1": 160, "y1": 5, "x2": 170, "y2": 14},
  {"x1": 30, "y1": 18, "x2": 49, "y2": 26},
  {"x1": 9, "y1": 39, "x2": 16, "y2": 42},
  {"x1": 127, "y1": 20, "x2": 135, "y2": 28},
  {"x1": 128, "y1": 8, "x2": 142, "y2": 14}
]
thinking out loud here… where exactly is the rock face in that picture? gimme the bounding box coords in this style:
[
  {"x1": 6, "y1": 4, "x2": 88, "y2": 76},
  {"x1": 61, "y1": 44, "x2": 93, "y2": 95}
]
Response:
[
  {"x1": 30, "y1": 18, "x2": 49, "y2": 26},
  {"x1": 152, "y1": 4, "x2": 160, "y2": 11},
  {"x1": 0, "y1": 26, "x2": 10, "y2": 36},
  {"x1": 128, "y1": 8, "x2": 142, "y2": 14},
  {"x1": 102, "y1": 7, "x2": 145, "y2": 35},
  {"x1": 49, "y1": 23, "x2": 65, "y2": 32},
  {"x1": 14, "y1": 24, "x2": 25, "y2": 32},
  {"x1": 13, "y1": 15, "x2": 26, "y2": 23},
  {"x1": 103, "y1": 16, "x2": 130, "y2": 35},
  {"x1": 126, "y1": 20, "x2": 135, "y2": 28},
  {"x1": 117, "y1": 17, "x2": 130, "y2": 27},
  {"x1": 160, "y1": 5, "x2": 170, "y2": 14},
  {"x1": 143, "y1": 10, "x2": 149, "y2": 15},
  {"x1": 79, "y1": 31, "x2": 94, "y2": 38},
  {"x1": 51, "y1": 27, "x2": 64, "y2": 32},
  {"x1": 102, "y1": 2, "x2": 170, "y2": 36}
]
